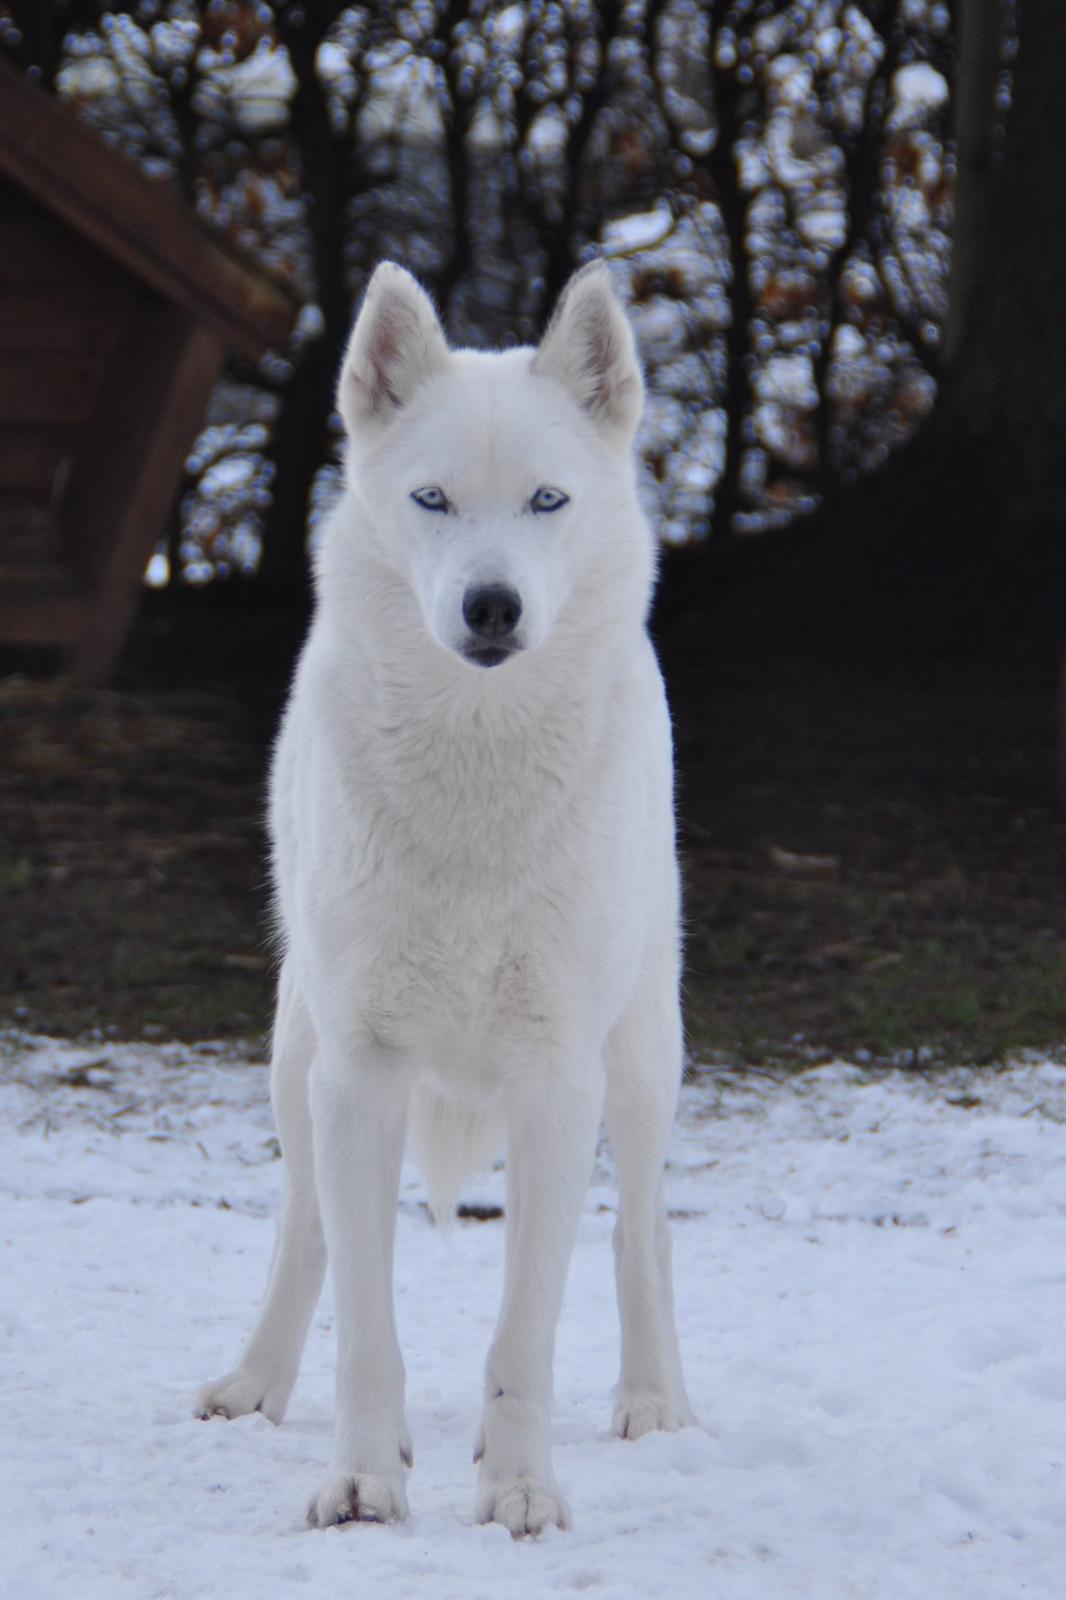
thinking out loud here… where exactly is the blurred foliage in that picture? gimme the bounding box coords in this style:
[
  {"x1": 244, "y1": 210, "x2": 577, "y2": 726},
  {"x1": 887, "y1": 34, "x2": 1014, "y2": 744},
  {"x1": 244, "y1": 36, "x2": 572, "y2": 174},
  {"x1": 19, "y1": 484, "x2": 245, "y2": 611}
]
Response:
[{"x1": 1, "y1": 0, "x2": 966, "y2": 580}]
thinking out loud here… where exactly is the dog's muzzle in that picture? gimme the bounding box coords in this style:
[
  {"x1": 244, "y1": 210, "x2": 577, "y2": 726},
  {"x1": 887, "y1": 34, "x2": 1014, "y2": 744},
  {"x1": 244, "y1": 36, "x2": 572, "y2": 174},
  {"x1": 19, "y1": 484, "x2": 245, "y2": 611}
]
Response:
[{"x1": 461, "y1": 584, "x2": 523, "y2": 667}]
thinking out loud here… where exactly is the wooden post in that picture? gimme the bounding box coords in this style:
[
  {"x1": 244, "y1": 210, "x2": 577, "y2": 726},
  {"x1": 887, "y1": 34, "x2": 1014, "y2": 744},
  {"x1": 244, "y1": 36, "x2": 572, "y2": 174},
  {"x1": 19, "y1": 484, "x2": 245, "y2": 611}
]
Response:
[{"x1": 59, "y1": 296, "x2": 225, "y2": 685}]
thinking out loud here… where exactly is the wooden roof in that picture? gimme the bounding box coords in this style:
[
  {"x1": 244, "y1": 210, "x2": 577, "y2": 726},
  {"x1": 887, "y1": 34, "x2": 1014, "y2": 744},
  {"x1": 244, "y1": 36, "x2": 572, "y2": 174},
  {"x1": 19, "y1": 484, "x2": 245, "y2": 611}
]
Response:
[{"x1": 0, "y1": 56, "x2": 296, "y2": 361}]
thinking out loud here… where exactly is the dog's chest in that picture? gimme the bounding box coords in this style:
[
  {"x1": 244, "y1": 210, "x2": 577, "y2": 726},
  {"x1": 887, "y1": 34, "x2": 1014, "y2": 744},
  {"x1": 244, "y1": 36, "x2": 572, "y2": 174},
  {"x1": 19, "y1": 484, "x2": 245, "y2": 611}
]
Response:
[
  {"x1": 355, "y1": 887, "x2": 560, "y2": 1069},
  {"x1": 346, "y1": 782, "x2": 614, "y2": 1065},
  {"x1": 283, "y1": 656, "x2": 650, "y2": 1067}
]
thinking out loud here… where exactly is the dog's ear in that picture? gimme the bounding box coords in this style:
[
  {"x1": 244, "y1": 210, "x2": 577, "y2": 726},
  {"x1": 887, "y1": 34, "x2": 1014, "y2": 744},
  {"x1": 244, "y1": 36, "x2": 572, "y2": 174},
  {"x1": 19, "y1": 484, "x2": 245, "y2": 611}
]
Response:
[
  {"x1": 532, "y1": 261, "x2": 643, "y2": 443},
  {"x1": 338, "y1": 263, "x2": 449, "y2": 435}
]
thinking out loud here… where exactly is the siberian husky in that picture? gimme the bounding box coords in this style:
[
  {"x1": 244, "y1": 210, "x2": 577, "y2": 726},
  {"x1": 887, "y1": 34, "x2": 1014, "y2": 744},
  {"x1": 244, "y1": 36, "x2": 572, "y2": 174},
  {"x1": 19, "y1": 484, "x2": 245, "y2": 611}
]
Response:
[{"x1": 197, "y1": 260, "x2": 694, "y2": 1535}]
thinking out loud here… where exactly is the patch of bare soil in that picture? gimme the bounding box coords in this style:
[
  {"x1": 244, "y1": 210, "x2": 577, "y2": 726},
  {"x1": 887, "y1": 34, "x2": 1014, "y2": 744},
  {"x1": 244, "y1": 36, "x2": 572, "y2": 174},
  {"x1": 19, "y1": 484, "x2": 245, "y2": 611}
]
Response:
[
  {"x1": 669, "y1": 655, "x2": 1066, "y2": 1065},
  {"x1": 3, "y1": 633, "x2": 1064, "y2": 1063},
  {"x1": 0, "y1": 679, "x2": 275, "y2": 1043}
]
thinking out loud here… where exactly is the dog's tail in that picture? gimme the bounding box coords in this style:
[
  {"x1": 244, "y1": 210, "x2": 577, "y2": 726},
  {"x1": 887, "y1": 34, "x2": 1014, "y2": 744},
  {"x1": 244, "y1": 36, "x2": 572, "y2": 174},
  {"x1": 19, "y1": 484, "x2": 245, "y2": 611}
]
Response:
[{"x1": 410, "y1": 1085, "x2": 504, "y2": 1228}]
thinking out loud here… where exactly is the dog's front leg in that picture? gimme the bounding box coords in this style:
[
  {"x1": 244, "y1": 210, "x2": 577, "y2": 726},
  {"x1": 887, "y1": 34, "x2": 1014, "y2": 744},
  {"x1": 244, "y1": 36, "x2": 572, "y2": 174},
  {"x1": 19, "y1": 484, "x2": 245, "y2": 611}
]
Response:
[
  {"x1": 307, "y1": 1047, "x2": 412, "y2": 1528},
  {"x1": 475, "y1": 1068, "x2": 603, "y2": 1536}
]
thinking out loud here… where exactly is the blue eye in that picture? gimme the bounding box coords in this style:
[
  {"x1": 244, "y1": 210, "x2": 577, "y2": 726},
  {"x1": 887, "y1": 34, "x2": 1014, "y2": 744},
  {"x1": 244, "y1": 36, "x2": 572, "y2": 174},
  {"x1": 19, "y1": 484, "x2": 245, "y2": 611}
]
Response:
[
  {"x1": 411, "y1": 486, "x2": 450, "y2": 512},
  {"x1": 530, "y1": 486, "x2": 569, "y2": 514}
]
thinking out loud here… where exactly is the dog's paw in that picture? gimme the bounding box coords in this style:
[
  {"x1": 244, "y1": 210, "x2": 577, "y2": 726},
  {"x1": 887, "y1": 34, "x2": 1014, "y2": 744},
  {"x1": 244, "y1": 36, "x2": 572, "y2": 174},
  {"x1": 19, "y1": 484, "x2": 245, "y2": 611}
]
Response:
[
  {"x1": 612, "y1": 1388, "x2": 692, "y2": 1440},
  {"x1": 308, "y1": 1471, "x2": 409, "y2": 1528},
  {"x1": 195, "y1": 1368, "x2": 289, "y2": 1426},
  {"x1": 475, "y1": 1475, "x2": 570, "y2": 1538}
]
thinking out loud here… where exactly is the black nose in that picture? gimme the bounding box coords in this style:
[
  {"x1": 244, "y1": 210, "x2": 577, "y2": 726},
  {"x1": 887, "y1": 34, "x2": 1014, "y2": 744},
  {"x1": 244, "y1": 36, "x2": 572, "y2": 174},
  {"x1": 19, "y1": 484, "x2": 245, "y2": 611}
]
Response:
[{"x1": 462, "y1": 584, "x2": 522, "y2": 640}]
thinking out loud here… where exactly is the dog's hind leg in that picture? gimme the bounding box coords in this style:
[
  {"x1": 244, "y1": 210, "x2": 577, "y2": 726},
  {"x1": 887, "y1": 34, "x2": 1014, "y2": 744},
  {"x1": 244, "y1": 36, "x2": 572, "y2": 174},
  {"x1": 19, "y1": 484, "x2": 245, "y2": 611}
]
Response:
[
  {"x1": 197, "y1": 959, "x2": 327, "y2": 1425},
  {"x1": 603, "y1": 951, "x2": 695, "y2": 1440},
  {"x1": 474, "y1": 1066, "x2": 604, "y2": 1536}
]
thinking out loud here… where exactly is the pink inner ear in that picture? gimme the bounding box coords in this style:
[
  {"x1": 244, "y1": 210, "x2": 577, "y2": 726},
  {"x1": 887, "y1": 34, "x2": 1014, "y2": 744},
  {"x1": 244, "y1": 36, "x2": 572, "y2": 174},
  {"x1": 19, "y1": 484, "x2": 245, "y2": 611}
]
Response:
[
  {"x1": 353, "y1": 284, "x2": 447, "y2": 419},
  {"x1": 365, "y1": 309, "x2": 407, "y2": 409},
  {"x1": 534, "y1": 268, "x2": 640, "y2": 437},
  {"x1": 358, "y1": 300, "x2": 422, "y2": 412},
  {"x1": 575, "y1": 305, "x2": 628, "y2": 420},
  {"x1": 583, "y1": 312, "x2": 616, "y2": 399}
]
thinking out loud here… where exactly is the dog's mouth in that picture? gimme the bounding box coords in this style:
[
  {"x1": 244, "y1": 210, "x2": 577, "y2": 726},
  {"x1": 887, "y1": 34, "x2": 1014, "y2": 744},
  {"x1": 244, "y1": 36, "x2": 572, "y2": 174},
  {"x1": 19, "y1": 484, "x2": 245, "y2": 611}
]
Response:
[{"x1": 462, "y1": 642, "x2": 521, "y2": 669}]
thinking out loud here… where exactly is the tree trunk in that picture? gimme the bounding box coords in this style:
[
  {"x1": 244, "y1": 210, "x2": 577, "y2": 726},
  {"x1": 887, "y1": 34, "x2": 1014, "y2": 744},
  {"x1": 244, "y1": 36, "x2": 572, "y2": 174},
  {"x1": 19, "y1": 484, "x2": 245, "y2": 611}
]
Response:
[
  {"x1": 943, "y1": 0, "x2": 1004, "y2": 366},
  {"x1": 256, "y1": 1, "x2": 350, "y2": 595},
  {"x1": 705, "y1": 61, "x2": 754, "y2": 548}
]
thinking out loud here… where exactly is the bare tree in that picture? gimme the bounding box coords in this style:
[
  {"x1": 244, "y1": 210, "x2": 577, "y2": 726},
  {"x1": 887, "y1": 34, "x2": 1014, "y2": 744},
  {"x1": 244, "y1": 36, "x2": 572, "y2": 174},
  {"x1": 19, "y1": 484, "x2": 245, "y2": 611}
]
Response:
[{"x1": 711, "y1": 0, "x2": 1065, "y2": 658}]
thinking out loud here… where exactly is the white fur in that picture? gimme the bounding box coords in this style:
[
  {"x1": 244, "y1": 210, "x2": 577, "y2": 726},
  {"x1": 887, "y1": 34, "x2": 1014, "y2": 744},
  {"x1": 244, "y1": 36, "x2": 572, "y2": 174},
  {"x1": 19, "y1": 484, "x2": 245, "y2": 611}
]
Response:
[{"x1": 196, "y1": 260, "x2": 695, "y2": 1536}]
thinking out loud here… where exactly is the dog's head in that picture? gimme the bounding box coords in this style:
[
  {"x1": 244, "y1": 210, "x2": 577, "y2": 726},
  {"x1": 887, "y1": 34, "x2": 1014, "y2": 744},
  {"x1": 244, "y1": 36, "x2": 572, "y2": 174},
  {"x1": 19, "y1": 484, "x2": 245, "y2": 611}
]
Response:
[{"x1": 331, "y1": 261, "x2": 650, "y2": 671}]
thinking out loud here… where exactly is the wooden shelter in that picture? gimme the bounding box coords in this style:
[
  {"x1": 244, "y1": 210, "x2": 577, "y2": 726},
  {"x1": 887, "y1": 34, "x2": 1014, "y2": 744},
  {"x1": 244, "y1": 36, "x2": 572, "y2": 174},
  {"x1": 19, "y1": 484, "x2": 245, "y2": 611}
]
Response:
[{"x1": 0, "y1": 59, "x2": 297, "y2": 684}]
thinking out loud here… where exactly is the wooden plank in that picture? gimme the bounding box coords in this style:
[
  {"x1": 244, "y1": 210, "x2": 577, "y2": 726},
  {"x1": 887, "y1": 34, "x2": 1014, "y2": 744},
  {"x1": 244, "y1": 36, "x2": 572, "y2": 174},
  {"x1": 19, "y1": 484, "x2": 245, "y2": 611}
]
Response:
[
  {"x1": 0, "y1": 430, "x2": 76, "y2": 498},
  {"x1": 0, "y1": 495, "x2": 63, "y2": 575},
  {"x1": 59, "y1": 301, "x2": 226, "y2": 685},
  {"x1": 0, "y1": 203, "x2": 129, "y2": 289},
  {"x1": 59, "y1": 295, "x2": 187, "y2": 587},
  {"x1": 0, "y1": 280, "x2": 128, "y2": 357},
  {"x1": 0, "y1": 587, "x2": 91, "y2": 646},
  {"x1": 0, "y1": 59, "x2": 296, "y2": 362},
  {"x1": 0, "y1": 348, "x2": 111, "y2": 426}
]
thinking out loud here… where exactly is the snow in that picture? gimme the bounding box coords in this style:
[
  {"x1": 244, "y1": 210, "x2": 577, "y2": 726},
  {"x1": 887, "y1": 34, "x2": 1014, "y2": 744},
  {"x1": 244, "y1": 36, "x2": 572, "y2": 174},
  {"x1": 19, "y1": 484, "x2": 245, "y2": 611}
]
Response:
[
  {"x1": 143, "y1": 551, "x2": 171, "y2": 589},
  {"x1": 492, "y1": 4, "x2": 526, "y2": 48},
  {"x1": 315, "y1": 39, "x2": 351, "y2": 86},
  {"x1": 798, "y1": 201, "x2": 847, "y2": 249},
  {"x1": 603, "y1": 205, "x2": 676, "y2": 257},
  {"x1": 57, "y1": 56, "x2": 120, "y2": 98},
  {"x1": 3, "y1": 1035, "x2": 1066, "y2": 1599},
  {"x1": 215, "y1": 44, "x2": 298, "y2": 134},
  {"x1": 890, "y1": 62, "x2": 950, "y2": 129},
  {"x1": 754, "y1": 353, "x2": 819, "y2": 410},
  {"x1": 833, "y1": 323, "x2": 866, "y2": 358}
]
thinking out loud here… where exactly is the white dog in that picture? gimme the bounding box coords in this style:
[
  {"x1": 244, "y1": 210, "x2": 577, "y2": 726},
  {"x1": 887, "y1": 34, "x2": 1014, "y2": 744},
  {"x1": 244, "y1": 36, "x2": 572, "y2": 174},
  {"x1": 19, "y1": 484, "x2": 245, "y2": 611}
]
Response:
[{"x1": 196, "y1": 260, "x2": 694, "y2": 1536}]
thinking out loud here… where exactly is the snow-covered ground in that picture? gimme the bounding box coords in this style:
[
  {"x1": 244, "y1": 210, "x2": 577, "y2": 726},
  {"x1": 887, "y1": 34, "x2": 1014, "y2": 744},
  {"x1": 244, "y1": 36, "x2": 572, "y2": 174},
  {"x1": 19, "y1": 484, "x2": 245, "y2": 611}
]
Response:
[{"x1": 2, "y1": 1033, "x2": 1065, "y2": 1600}]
